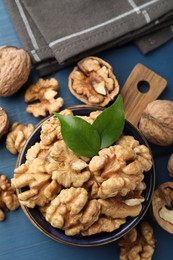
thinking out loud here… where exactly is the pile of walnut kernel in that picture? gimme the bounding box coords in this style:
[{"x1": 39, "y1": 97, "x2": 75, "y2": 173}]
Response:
[
  {"x1": 4, "y1": 77, "x2": 64, "y2": 155},
  {"x1": 11, "y1": 109, "x2": 153, "y2": 237},
  {"x1": 118, "y1": 221, "x2": 155, "y2": 260}
]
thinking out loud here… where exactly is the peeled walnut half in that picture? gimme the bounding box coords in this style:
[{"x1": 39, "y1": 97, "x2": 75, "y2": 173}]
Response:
[
  {"x1": 6, "y1": 122, "x2": 35, "y2": 154},
  {"x1": 0, "y1": 107, "x2": 10, "y2": 139},
  {"x1": 68, "y1": 56, "x2": 119, "y2": 106},
  {"x1": 152, "y1": 182, "x2": 173, "y2": 233},
  {"x1": 0, "y1": 174, "x2": 20, "y2": 221},
  {"x1": 25, "y1": 78, "x2": 64, "y2": 117}
]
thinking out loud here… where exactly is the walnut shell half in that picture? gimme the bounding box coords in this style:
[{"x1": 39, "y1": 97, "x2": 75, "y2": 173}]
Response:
[
  {"x1": 139, "y1": 100, "x2": 173, "y2": 146},
  {"x1": 0, "y1": 46, "x2": 31, "y2": 97},
  {"x1": 152, "y1": 182, "x2": 173, "y2": 233},
  {"x1": 0, "y1": 107, "x2": 10, "y2": 139},
  {"x1": 68, "y1": 56, "x2": 119, "y2": 106}
]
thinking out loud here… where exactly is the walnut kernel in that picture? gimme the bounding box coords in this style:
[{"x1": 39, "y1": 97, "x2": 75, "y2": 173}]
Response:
[
  {"x1": 0, "y1": 174, "x2": 20, "y2": 221},
  {"x1": 25, "y1": 78, "x2": 64, "y2": 117},
  {"x1": 6, "y1": 122, "x2": 35, "y2": 154}
]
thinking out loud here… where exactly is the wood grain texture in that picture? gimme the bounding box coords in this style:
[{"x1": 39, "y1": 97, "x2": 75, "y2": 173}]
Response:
[{"x1": 121, "y1": 63, "x2": 167, "y2": 127}]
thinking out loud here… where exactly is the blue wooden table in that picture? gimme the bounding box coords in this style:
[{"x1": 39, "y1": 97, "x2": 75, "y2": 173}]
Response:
[{"x1": 0, "y1": 1, "x2": 173, "y2": 259}]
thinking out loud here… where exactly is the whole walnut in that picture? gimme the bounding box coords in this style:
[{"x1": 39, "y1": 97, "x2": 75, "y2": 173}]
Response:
[
  {"x1": 0, "y1": 107, "x2": 10, "y2": 139},
  {"x1": 168, "y1": 154, "x2": 173, "y2": 177},
  {"x1": 0, "y1": 46, "x2": 31, "y2": 97},
  {"x1": 139, "y1": 100, "x2": 173, "y2": 146}
]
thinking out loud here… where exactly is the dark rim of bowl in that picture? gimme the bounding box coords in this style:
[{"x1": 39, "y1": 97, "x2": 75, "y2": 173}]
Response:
[{"x1": 16, "y1": 105, "x2": 155, "y2": 247}]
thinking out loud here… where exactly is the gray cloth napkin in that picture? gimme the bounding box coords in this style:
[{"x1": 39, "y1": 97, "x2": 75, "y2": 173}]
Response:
[{"x1": 5, "y1": 0, "x2": 173, "y2": 76}]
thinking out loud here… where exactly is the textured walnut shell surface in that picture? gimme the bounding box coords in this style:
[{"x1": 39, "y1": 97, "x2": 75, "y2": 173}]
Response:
[
  {"x1": 68, "y1": 56, "x2": 119, "y2": 106},
  {"x1": 168, "y1": 154, "x2": 173, "y2": 177},
  {"x1": 152, "y1": 182, "x2": 173, "y2": 234},
  {"x1": 0, "y1": 107, "x2": 10, "y2": 139},
  {"x1": 0, "y1": 46, "x2": 31, "y2": 97},
  {"x1": 139, "y1": 100, "x2": 173, "y2": 146}
]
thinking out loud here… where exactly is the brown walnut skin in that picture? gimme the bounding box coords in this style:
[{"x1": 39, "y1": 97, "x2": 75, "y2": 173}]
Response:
[
  {"x1": 152, "y1": 182, "x2": 173, "y2": 234},
  {"x1": 168, "y1": 154, "x2": 173, "y2": 177},
  {"x1": 139, "y1": 100, "x2": 173, "y2": 146},
  {"x1": 0, "y1": 108, "x2": 10, "y2": 139},
  {"x1": 0, "y1": 46, "x2": 31, "y2": 97}
]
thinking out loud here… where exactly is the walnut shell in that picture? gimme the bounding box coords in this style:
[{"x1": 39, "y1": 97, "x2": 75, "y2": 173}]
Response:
[
  {"x1": 68, "y1": 56, "x2": 119, "y2": 106},
  {"x1": 152, "y1": 182, "x2": 173, "y2": 234},
  {"x1": 0, "y1": 46, "x2": 31, "y2": 97},
  {"x1": 139, "y1": 100, "x2": 173, "y2": 146},
  {"x1": 168, "y1": 154, "x2": 173, "y2": 177},
  {"x1": 0, "y1": 107, "x2": 10, "y2": 139}
]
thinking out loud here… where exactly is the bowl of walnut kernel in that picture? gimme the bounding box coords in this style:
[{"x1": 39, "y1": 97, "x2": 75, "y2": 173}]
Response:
[{"x1": 12, "y1": 105, "x2": 155, "y2": 246}]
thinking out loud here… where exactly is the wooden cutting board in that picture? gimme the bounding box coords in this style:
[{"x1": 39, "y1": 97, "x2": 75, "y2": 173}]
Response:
[{"x1": 120, "y1": 63, "x2": 167, "y2": 127}]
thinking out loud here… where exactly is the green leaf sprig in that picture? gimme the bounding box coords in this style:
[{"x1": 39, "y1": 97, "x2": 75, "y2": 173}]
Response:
[{"x1": 53, "y1": 94, "x2": 125, "y2": 157}]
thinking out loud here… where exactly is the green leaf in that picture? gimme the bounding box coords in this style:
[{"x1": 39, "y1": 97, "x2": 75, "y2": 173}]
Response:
[
  {"x1": 92, "y1": 95, "x2": 125, "y2": 149},
  {"x1": 53, "y1": 94, "x2": 125, "y2": 157},
  {"x1": 53, "y1": 113, "x2": 100, "y2": 157}
]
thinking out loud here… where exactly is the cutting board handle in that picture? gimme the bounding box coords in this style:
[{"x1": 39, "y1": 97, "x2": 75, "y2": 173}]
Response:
[{"x1": 120, "y1": 63, "x2": 167, "y2": 127}]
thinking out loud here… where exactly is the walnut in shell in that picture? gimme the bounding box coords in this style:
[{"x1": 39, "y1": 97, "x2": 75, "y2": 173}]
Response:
[
  {"x1": 68, "y1": 56, "x2": 119, "y2": 106},
  {"x1": 168, "y1": 154, "x2": 173, "y2": 177},
  {"x1": 0, "y1": 107, "x2": 10, "y2": 139},
  {"x1": 152, "y1": 182, "x2": 173, "y2": 233},
  {"x1": 0, "y1": 46, "x2": 31, "y2": 97},
  {"x1": 139, "y1": 100, "x2": 173, "y2": 146}
]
